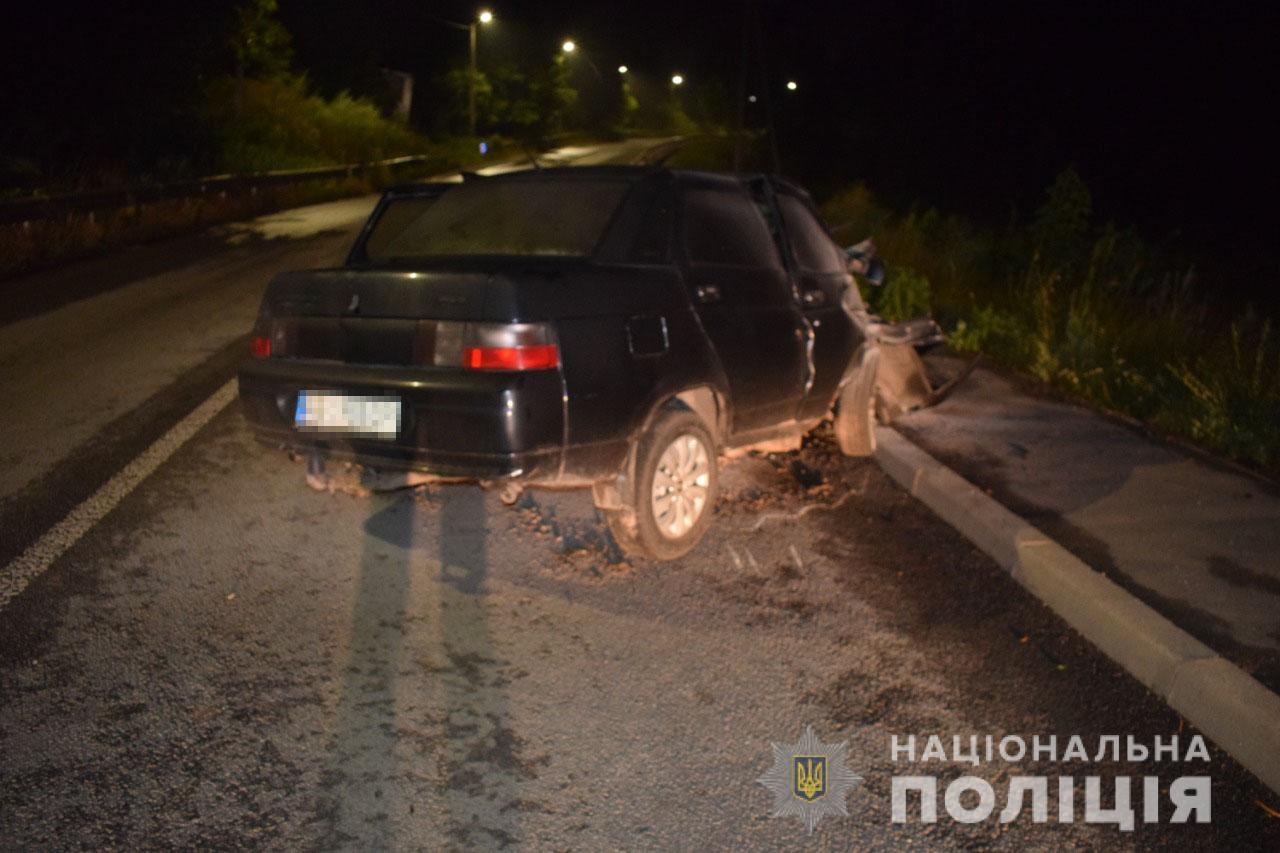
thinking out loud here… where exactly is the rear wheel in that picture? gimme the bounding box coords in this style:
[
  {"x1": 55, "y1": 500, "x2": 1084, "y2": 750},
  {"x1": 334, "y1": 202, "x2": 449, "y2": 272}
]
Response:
[
  {"x1": 834, "y1": 353, "x2": 879, "y2": 456},
  {"x1": 602, "y1": 409, "x2": 718, "y2": 561}
]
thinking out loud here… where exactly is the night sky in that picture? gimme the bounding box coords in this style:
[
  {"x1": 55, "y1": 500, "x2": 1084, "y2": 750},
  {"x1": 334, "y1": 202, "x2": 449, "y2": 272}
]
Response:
[{"x1": 4, "y1": 0, "x2": 1278, "y2": 298}]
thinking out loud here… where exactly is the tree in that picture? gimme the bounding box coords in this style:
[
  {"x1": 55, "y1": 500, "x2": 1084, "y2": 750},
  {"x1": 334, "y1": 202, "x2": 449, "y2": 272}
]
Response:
[
  {"x1": 616, "y1": 78, "x2": 639, "y2": 131},
  {"x1": 232, "y1": 0, "x2": 294, "y2": 81},
  {"x1": 1032, "y1": 167, "x2": 1093, "y2": 270},
  {"x1": 443, "y1": 67, "x2": 493, "y2": 134},
  {"x1": 534, "y1": 56, "x2": 579, "y2": 137},
  {"x1": 495, "y1": 61, "x2": 577, "y2": 142},
  {"x1": 483, "y1": 65, "x2": 539, "y2": 135}
]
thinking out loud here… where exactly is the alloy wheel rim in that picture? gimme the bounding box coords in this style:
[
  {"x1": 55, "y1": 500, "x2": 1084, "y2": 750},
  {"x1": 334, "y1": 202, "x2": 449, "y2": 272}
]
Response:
[{"x1": 650, "y1": 433, "x2": 711, "y2": 539}]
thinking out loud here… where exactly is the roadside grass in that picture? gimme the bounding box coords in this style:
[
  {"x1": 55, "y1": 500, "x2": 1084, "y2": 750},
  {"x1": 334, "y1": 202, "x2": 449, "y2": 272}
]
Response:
[
  {"x1": 0, "y1": 157, "x2": 473, "y2": 281},
  {"x1": 0, "y1": 76, "x2": 516, "y2": 280},
  {"x1": 0, "y1": 146, "x2": 511, "y2": 282},
  {"x1": 0, "y1": 81, "x2": 736, "y2": 281},
  {"x1": 0, "y1": 176, "x2": 374, "y2": 279},
  {"x1": 821, "y1": 175, "x2": 1280, "y2": 476}
]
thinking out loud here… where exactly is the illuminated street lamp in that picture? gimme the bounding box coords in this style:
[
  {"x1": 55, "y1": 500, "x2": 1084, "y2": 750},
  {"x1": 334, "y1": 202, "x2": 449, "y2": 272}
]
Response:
[
  {"x1": 617, "y1": 65, "x2": 628, "y2": 74},
  {"x1": 468, "y1": 12, "x2": 496, "y2": 136},
  {"x1": 786, "y1": 80, "x2": 798, "y2": 91},
  {"x1": 671, "y1": 73, "x2": 684, "y2": 86},
  {"x1": 437, "y1": 10, "x2": 495, "y2": 136},
  {"x1": 559, "y1": 39, "x2": 602, "y2": 80}
]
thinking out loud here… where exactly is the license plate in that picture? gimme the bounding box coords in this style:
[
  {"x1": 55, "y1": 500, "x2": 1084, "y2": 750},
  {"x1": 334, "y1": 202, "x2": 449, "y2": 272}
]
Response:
[{"x1": 294, "y1": 392, "x2": 401, "y2": 438}]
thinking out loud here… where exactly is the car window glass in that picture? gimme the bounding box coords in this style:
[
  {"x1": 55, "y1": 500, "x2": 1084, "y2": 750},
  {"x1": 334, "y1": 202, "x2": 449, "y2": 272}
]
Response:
[
  {"x1": 746, "y1": 178, "x2": 790, "y2": 262},
  {"x1": 630, "y1": 191, "x2": 671, "y2": 263},
  {"x1": 361, "y1": 197, "x2": 440, "y2": 259},
  {"x1": 682, "y1": 187, "x2": 781, "y2": 268},
  {"x1": 777, "y1": 193, "x2": 846, "y2": 274},
  {"x1": 367, "y1": 179, "x2": 631, "y2": 259}
]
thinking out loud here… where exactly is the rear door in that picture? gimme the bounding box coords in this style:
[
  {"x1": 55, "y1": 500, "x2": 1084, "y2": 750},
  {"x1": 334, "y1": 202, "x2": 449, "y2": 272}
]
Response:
[
  {"x1": 676, "y1": 180, "x2": 808, "y2": 435},
  {"x1": 772, "y1": 186, "x2": 862, "y2": 421}
]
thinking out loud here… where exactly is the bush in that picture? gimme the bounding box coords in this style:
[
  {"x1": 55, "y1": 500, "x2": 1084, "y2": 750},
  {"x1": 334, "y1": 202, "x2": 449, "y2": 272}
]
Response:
[
  {"x1": 1160, "y1": 316, "x2": 1280, "y2": 467},
  {"x1": 820, "y1": 171, "x2": 1280, "y2": 476},
  {"x1": 203, "y1": 76, "x2": 427, "y2": 173},
  {"x1": 864, "y1": 264, "x2": 932, "y2": 323}
]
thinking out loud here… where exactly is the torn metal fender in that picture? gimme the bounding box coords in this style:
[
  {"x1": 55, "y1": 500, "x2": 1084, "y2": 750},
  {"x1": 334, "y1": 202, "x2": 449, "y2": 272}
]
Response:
[
  {"x1": 875, "y1": 342, "x2": 934, "y2": 421},
  {"x1": 875, "y1": 340, "x2": 979, "y2": 421}
]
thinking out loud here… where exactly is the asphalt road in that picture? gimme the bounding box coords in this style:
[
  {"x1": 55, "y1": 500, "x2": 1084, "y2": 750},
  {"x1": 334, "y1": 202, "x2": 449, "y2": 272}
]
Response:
[{"x1": 1, "y1": 141, "x2": 1278, "y2": 848}]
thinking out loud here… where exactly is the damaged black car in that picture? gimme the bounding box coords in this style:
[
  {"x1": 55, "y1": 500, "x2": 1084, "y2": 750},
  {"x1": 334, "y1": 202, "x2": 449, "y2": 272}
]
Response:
[{"x1": 239, "y1": 166, "x2": 879, "y2": 559}]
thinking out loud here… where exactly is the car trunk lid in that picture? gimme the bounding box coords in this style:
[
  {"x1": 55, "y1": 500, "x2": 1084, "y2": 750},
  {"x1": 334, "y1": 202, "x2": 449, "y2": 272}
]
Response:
[{"x1": 261, "y1": 268, "x2": 488, "y2": 365}]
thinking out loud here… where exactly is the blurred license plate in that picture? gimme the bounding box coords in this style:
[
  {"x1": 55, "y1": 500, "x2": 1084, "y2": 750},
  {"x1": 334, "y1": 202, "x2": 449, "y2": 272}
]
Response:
[{"x1": 294, "y1": 392, "x2": 401, "y2": 438}]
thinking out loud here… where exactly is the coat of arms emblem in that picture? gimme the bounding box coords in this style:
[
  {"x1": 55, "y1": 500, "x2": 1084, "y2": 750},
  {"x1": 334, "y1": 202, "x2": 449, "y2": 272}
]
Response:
[
  {"x1": 794, "y1": 755, "x2": 827, "y2": 801},
  {"x1": 758, "y1": 725, "x2": 863, "y2": 833}
]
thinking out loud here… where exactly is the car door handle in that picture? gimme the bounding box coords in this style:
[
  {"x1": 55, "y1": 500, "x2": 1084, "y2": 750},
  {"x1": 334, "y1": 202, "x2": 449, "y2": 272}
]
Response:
[
  {"x1": 694, "y1": 283, "x2": 721, "y2": 304},
  {"x1": 800, "y1": 287, "x2": 827, "y2": 307}
]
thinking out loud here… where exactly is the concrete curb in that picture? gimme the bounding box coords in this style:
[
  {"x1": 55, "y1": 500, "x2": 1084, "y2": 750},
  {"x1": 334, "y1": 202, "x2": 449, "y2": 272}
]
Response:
[{"x1": 874, "y1": 426, "x2": 1280, "y2": 795}]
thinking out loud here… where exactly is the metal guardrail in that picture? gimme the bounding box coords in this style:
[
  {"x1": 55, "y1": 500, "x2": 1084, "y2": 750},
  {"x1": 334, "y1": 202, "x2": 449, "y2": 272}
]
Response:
[
  {"x1": 0, "y1": 154, "x2": 437, "y2": 226},
  {"x1": 0, "y1": 135, "x2": 702, "y2": 227}
]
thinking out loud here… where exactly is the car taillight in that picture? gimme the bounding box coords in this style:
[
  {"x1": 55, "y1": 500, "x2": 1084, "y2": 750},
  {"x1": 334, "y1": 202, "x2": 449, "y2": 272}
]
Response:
[
  {"x1": 250, "y1": 316, "x2": 291, "y2": 359},
  {"x1": 415, "y1": 321, "x2": 560, "y2": 371},
  {"x1": 463, "y1": 344, "x2": 560, "y2": 370}
]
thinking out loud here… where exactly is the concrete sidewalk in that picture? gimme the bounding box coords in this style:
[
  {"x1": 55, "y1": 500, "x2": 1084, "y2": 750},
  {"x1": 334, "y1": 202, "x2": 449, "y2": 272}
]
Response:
[{"x1": 894, "y1": 354, "x2": 1280, "y2": 693}]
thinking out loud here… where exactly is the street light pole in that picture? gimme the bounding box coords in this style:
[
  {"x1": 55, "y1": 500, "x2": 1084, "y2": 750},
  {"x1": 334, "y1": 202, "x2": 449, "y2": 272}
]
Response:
[
  {"x1": 468, "y1": 21, "x2": 478, "y2": 136},
  {"x1": 438, "y1": 10, "x2": 493, "y2": 137},
  {"x1": 561, "y1": 39, "x2": 603, "y2": 81}
]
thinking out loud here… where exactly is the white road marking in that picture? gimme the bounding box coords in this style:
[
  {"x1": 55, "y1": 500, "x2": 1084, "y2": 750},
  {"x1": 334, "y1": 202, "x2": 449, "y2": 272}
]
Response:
[
  {"x1": 0, "y1": 138, "x2": 676, "y2": 612},
  {"x1": 0, "y1": 380, "x2": 237, "y2": 609}
]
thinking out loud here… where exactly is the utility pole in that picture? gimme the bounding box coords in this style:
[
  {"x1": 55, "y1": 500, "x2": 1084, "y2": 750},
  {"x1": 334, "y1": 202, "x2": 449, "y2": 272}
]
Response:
[
  {"x1": 733, "y1": 0, "x2": 750, "y2": 172},
  {"x1": 468, "y1": 20, "x2": 478, "y2": 137},
  {"x1": 437, "y1": 10, "x2": 493, "y2": 137},
  {"x1": 751, "y1": 3, "x2": 781, "y2": 173}
]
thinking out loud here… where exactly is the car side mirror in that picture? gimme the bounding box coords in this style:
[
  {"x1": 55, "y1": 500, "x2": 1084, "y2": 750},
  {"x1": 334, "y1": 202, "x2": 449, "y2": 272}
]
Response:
[{"x1": 844, "y1": 239, "x2": 886, "y2": 287}]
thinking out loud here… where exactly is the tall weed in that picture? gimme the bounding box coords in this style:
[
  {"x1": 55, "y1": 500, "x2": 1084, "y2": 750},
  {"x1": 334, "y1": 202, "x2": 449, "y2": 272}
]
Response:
[{"x1": 821, "y1": 173, "x2": 1280, "y2": 475}]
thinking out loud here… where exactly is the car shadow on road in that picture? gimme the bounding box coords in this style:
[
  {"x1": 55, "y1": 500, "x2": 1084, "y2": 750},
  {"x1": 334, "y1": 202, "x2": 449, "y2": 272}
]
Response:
[
  {"x1": 433, "y1": 486, "x2": 526, "y2": 847},
  {"x1": 319, "y1": 486, "x2": 523, "y2": 848},
  {"x1": 316, "y1": 494, "x2": 414, "y2": 847}
]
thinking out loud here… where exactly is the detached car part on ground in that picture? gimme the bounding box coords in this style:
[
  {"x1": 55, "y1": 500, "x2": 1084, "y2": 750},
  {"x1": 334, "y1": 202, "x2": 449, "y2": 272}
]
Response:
[{"x1": 239, "y1": 166, "x2": 881, "y2": 560}]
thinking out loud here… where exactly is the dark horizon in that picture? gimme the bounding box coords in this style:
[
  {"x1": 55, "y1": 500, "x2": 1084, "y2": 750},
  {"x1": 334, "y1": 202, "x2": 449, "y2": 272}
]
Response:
[{"x1": 4, "y1": 0, "x2": 1278, "y2": 303}]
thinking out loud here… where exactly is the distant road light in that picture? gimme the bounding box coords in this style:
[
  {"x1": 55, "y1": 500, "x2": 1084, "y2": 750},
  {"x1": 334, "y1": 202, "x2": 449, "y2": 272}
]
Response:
[
  {"x1": 618, "y1": 65, "x2": 628, "y2": 74},
  {"x1": 786, "y1": 80, "x2": 798, "y2": 91},
  {"x1": 478, "y1": 9, "x2": 494, "y2": 24},
  {"x1": 562, "y1": 39, "x2": 576, "y2": 53},
  {"x1": 748, "y1": 94, "x2": 757, "y2": 103},
  {"x1": 671, "y1": 74, "x2": 684, "y2": 86}
]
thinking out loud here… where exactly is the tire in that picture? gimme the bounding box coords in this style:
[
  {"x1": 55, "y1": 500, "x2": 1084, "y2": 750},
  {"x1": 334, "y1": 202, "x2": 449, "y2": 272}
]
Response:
[
  {"x1": 602, "y1": 408, "x2": 719, "y2": 561},
  {"x1": 834, "y1": 352, "x2": 879, "y2": 457}
]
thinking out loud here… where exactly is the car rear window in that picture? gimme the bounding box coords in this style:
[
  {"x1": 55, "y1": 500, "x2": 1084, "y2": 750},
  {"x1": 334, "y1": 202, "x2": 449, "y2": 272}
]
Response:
[{"x1": 363, "y1": 178, "x2": 632, "y2": 260}]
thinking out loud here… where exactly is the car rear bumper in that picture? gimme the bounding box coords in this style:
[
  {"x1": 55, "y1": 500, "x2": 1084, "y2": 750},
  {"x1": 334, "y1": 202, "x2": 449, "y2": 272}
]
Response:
[{"x1": 238, "y1": 358, "x2": 566, "y2": 479}]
